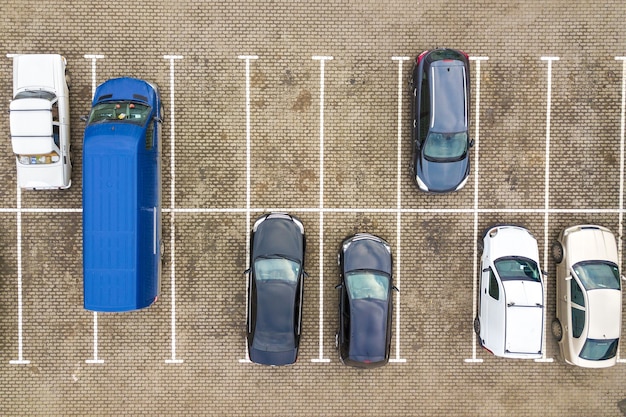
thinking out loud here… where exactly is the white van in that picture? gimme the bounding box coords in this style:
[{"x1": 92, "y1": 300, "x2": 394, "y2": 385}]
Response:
[
  {"x1": 474, "y1": 225, "x2": 544, "y2": 359},
  {"x1": 9, "y1": 54, "x2": 71, "y2": 189}
]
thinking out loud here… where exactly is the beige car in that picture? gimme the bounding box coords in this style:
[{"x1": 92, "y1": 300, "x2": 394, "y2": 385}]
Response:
[{"x1": 551, "y1": 225, "x2": 623, "y2": 368}]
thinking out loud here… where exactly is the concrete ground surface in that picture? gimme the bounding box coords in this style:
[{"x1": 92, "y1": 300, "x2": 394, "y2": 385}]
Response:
[{"x1": 1, "y1": 0, "x2": 626, "y2": 416}]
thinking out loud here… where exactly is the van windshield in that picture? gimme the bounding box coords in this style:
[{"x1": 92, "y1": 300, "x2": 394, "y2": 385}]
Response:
[{"x1": 88, "y1": 101, "x2": 151, "y2": 125}]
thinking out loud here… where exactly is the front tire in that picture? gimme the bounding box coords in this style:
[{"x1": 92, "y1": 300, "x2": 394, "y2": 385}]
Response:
[{"x1": 551, "y1": 242, "x2": 564, "y2": 263}]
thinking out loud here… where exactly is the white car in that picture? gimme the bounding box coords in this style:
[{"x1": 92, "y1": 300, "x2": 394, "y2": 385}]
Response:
[
  {"x1": 9, "y1": 54, "x2": 71, "y2": 189},
  {"x1": 551, "y1": 225, "x2": 623, "y2": 368},
  {"x1": 474, "y1": 225, "x2": 544, "y2": 359}
]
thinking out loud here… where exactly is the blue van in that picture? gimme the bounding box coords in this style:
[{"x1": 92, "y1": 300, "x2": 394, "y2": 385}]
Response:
[{"x1": 82, "y1": 77, "x2": 163, "y2": 312}]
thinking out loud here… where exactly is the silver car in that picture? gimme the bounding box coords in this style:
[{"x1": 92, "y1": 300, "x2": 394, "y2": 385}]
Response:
[{"x1": 551, "y1": 225, "x2": 623, "y2": 368}]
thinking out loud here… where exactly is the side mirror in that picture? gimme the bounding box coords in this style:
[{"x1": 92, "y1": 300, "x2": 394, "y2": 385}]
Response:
[
  {"x1": 243, "y1": 268, "x2": 250, "y2": 276},
  {"x1": 335, "y1": 283, "x2": 343, "y2": 290},
  {"x1": 621, "y1": 275, "x2": 626, "y2": 282},
  {"x1": 565, "y1": 275, "x2": 572, "y2": 281},
  {"x1": 469, "y1": 139, "x2": 475, "y2": 148},
  {"x1": 80, "y1": 115, "x2": 88, "y2": 122},
  {"x1": 482, "y1": 268, "x2": 490, "y2": 273},
  {"x1": 392, "y1": 286, "x2": 400, "y2": 293},
  {"x1": 303, "y1": 271, "x2": 309, "y2": 279},
  {"x1": 542, "y1": 270, "x2": 548, "y2": 276}
]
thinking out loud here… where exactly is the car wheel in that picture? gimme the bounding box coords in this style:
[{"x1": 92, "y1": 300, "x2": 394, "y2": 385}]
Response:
[
  {"x1": 551, "y1": 242, "x2": 564, "y2": 263},
  {"x1": 473, "y1": 317, "x2": 480, "y2": 335},
  {"x1": 551, "y1": 318, "x2": 563, "y2": 342}
]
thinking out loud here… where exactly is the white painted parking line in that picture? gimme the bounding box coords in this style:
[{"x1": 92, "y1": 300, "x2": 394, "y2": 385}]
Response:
[
  {"x1": 465, "y1": 56, "x2": 488, "y2": 364},
  {"x1": 6, "y1": 53, "x2": 29, "y2": 365},
  {"x1": 9, "y1": 185, "x2": 29, "y2": 365},
  {"x1": 84, "y1": 54, "x2": 106, "y2": 365},
  {"x1": 615, "y1": 56, "x2": 626, "y2": 364},
  {"x1": 238, "y1": 54, "x2": 257, "y2": 363},
  {"x1": 164, "y1": 55, "x2": 184, "y2": 364},
  {"x1": 311, "y1": 55, "x2": 332, "y2": 364},
  {"x1": 390, "y1": 56, "x2": 409, "y2": 363},
  {"x1": 536, "y1": 57, "x2": 559, "y2": 363}
]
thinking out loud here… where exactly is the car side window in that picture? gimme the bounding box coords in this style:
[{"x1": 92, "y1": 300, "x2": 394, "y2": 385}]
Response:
[
  {"x1": 570, "y1": 279, "x2": 585, "y2": 307},
  {"x1": 488, "y1": 270, "x2": 499, "y2": 300},
  {"x1": 571, "y1": 307, "x2": 585, "y2": 338}
]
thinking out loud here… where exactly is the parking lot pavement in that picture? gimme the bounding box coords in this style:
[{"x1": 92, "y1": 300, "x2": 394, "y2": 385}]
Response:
[{"x1": 1, "y1": 1, "x2": 626, "y2": 416}]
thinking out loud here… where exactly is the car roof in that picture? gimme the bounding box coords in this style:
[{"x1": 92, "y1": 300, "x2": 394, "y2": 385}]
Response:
[
  {"x1": 586, "y1": 289, "x2": 621, "y2": 340},
  {"x1": 503, "y1": 280, "x2": 544, "y2": 354},
  {"x1": 253, "y1": 280, "x2": 297, "y2": 348},
  {"x1": 430, "y1": 60, "x2": 467, "y2": 133},
  {"x1": 349, "y1": 298, "x2": 389, "y2": 362}
]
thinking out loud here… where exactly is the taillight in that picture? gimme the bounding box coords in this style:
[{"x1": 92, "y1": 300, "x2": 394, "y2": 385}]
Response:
[{"x1": 416, "y1": 50, "x2": 428, "y2": 65}]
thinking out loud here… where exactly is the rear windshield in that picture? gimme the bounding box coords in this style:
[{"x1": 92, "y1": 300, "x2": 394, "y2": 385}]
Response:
[
  {"x1": 88, "y1": 101, "x2": 151, "y2": 125},
  {"x1": 579, "y1": 338, "x2": 618, "y2": 361}
]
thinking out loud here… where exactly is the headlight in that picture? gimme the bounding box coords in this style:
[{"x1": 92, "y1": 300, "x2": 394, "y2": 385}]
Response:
[
  {"x1": 416, "y1": 175, "x2": 429, "y2": 191},
  {"x1": 455, "y1": 176, "x2": 469, "y2": 191}
]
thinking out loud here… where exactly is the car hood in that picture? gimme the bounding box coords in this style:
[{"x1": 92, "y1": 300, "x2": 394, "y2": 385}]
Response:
[
  {"x1": 253, "y1": 218, "x2": 304, "y2": 261},
  {"x1": 564, "y1": 226, "x2": 619, "y2": 267},
  {"x1": 487, "y1": 226, "x2": 539, "y2": 263},
  {"x1": 587, "y1": 289, "x2": 622, "y2": 340},
  {"x1": 14, "y1": 54, "x2": 59, "y2": 92},
  {"x1": 343, "y1": 237, "x2": 392, "y2": 275},
  {"x1": 418, "y1": 154, "x2": 469, "y2": 192}
]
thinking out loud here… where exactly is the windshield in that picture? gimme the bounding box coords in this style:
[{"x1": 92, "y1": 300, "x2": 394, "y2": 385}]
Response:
[
  {"x1": 88, "y1": 101, "x2": 151, "y2": 125},
  {"x1": 573, "y1": 261, "x2": 620, "y2": 291},
  {"x1": 346, "y1": 271, "x2": 390, "y2": 301},
  {"x1": 254, "y1": 257, "x2": 300, "y2": 284},
  {"x1": 423, "y1": 131, "x2": 468, "y2": 161},
  {"x1": 579, "y1": 338, "x2": 618, "y2": 361},
  {"x1": 15, "y1": 91, "x2": 56, "y2": 101},
  {"x1": 494, "y1": 257, "x2": 541, "y2": 282}
]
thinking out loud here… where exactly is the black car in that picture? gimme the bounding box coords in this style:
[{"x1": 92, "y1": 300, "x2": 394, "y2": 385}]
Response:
[
  {"x1": 410, "y1": 48, "x2": 473, "y2": 193},
  {"x1": 246, "y1": 213, "x2": 306, "y2": 366},
  {"x1": 336, "y1": 233, "x2": 394, "y2": 368}
]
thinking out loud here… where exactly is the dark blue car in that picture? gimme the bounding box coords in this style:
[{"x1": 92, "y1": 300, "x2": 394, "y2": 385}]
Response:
[
  {"x1": 336, "y1": 233, "x2": 394, "y2": 368},
  {"x1": 83, "y1": 77, "x2": 163, "y2": 312},
  {"x1": 410, "y1": 48, "x2": 473, "y2": 193},
  {"x1": 246, "y1": 213, "x2": 306, "y2": 366}
]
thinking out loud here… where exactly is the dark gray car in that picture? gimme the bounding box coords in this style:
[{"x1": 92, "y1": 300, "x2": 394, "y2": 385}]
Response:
[
  {"x1": 410, "y1": 48, "x2": 473, "y2": 193},
  {"x1": 246, "y1": 213, "x2": 306, "y2": 366},
  {"x1": 336, "y1": 233, "x2": 395, "y2": 368}
]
